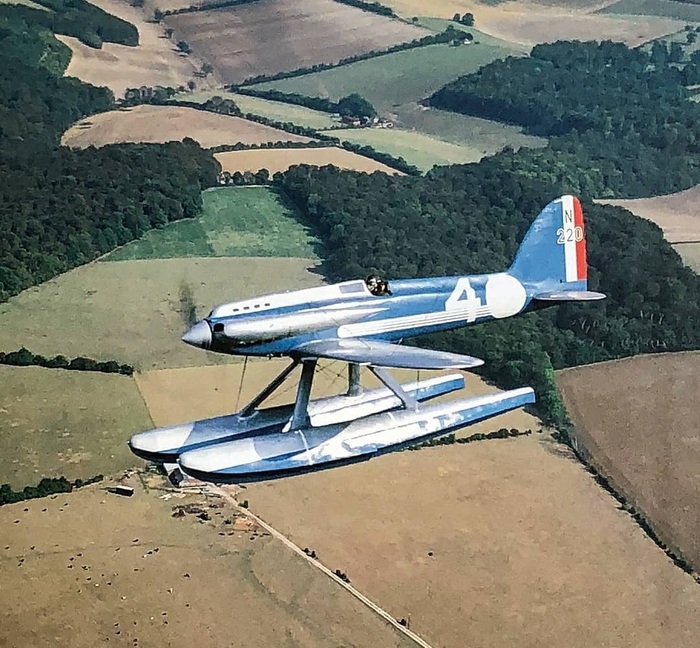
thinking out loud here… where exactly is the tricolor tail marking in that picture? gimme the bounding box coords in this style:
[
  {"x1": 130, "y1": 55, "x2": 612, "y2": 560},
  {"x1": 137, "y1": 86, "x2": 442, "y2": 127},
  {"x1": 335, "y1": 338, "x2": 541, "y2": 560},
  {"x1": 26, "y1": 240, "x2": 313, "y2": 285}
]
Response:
[{"x1": 559, "y1": 195, "x2": 587, "y2": 282}]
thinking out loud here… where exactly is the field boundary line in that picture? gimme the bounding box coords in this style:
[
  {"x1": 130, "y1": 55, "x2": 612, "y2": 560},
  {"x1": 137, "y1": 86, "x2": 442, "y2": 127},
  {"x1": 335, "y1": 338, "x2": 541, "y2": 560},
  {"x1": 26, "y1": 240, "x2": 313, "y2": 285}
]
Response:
[{"x1": 211, "y1": 485, "x2": 435, "y2": 648}]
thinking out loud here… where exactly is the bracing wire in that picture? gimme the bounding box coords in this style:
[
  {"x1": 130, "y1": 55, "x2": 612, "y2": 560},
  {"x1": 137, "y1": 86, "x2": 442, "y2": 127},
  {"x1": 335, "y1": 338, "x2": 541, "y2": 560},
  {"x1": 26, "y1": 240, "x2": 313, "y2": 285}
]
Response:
[{"x1": 235, "y1": 356, "x2": 248, "y2": 411}]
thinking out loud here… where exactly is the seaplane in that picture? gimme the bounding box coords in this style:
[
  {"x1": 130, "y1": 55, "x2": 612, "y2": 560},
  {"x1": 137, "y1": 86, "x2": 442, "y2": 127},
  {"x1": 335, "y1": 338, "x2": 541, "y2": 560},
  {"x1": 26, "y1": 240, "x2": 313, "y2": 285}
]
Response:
[{"x1": 129, "y1": 195, "x2": 604, "y2": 482}]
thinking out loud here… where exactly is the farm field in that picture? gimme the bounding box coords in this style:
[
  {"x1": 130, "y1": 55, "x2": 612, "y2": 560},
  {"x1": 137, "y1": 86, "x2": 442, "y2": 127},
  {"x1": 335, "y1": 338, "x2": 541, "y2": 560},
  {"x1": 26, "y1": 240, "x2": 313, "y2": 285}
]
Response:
[
  {"x1": 327, "y1": 127, "x2": 493, "y2": 172},
  {"x1": 105, "y1": 187, "x2": 320, "y2": 261},
  {"x1": 243, "y1": 431, "x2": 700, "y2": 648},
  {"x1": 135, "y1": 360, "x2": 540, "y2": 431},
  {"x1": 252, "y1": 40, "x2": 521, "y2": 112},
  {"x1": 0, "y1": 257, "x2": 323, "y2": 371},
  {"x1": 214, "y1": 147, "x2": 403, "y2": 175},
  {"x1": 61, "y1": 105, "x2": 311, "y2": 149},
  {"x1": 598, "y1": 184, "x2": 700, "y2": 243},
  {"x1": 383, "y1": 0, "x2": 683, "y2": 46},
  {"x1": 181, "y1": 90, "x2": 337, "y2": 129},
  {"x1": 599, "y1": 0, "x2": 700, "y2": 22},
  {"x1": 0, "y1": 481, "x2": 412, "y2": 648},
  {"x1": 674, "y1": 242, "x2": 700, "y2": 271},
  {"x1": 164, "y1": 0, "x2": 428, "y2": 85},
  {"x1": 57, "y1": 0, "x2": 212, "y2": 98},
  {"x1": 0, "y1": 366, "x2": 151, "y2": 488},
  {"x1": 557, "y1": 352, "x2": 700, "y2": 573},
  {"x1": 392, "y1": 104, "x2": 547, "y2": 154}
]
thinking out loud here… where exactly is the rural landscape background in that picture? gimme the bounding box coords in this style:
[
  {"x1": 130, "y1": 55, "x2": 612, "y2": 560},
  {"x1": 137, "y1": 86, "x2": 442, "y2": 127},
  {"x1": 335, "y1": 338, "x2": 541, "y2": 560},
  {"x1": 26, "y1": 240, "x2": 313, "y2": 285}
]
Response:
[{"x1": 1, "y1": 0, "x2": 699, "y2": 645}]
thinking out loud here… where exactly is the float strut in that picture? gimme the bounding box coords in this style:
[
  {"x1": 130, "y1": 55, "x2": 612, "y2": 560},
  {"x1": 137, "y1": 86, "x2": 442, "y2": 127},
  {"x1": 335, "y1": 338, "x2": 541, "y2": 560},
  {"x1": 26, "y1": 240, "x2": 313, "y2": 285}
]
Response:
[
  {"x1": 290, "y1": 359, "x2": 317, "y2": 431},
  {"x1": 347, "y1": 363, "x2": 362, "y2": 396}
]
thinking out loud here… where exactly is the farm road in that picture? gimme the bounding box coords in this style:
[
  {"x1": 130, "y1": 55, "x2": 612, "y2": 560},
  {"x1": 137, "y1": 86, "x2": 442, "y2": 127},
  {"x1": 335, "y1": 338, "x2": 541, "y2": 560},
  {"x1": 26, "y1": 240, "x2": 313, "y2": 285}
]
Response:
[{"x1": 212, "y1": 485, "x2": 434, "y2": 648}]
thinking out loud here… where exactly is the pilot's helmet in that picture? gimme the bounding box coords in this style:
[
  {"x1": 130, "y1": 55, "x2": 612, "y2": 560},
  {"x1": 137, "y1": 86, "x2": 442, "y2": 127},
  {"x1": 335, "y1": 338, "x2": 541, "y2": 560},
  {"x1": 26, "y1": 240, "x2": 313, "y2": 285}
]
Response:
[{"x1": 366, "y1": 275, "x2": 379, "y2": 290}]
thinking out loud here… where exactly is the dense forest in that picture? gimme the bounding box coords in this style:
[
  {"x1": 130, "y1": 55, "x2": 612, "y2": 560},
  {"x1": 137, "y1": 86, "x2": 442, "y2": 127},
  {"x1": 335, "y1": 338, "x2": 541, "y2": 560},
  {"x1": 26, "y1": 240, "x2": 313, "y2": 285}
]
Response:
[
  {"x1": 0, "y1": 0, "x2": 138, "y2": 48},
  {"x1": 276, "y1": 163, "x2": 700, "y2": 425},
  {"x1": 430, "y1": 40, "x2": 700, "y2": 198},
  {"x1": 0, "y1": 9, "x2": 219, "y2": 302}
]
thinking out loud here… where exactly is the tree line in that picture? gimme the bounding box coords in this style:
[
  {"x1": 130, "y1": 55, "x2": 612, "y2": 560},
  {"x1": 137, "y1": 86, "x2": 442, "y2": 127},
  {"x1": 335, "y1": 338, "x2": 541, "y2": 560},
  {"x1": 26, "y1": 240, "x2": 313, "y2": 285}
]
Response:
[
  {"x1": 239, "y1": 26, "x2": 469, "y2": 86},
  {"x1": 0, "y1": 348, "x2": 134, "y2": 375},
  {"x1": 0, "y1": 474, "x2": 103, "y2": 506},
  {"x1": 235, "y1": 88, "x2": 377, "y2": 118},
  {"x1": 331, "y1": 0, "x2": 394, "y2": 17},
  {"x1": 154, "y1": 0, "x2": 259, "y2": 20}
]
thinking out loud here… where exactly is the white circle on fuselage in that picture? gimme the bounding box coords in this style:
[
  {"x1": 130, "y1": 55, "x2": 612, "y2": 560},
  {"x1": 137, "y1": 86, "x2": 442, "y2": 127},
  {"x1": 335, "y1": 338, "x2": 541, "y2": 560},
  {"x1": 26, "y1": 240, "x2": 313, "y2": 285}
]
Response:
[{"x1": 485, "y1": 273, "x2": 527, "y2": 319}]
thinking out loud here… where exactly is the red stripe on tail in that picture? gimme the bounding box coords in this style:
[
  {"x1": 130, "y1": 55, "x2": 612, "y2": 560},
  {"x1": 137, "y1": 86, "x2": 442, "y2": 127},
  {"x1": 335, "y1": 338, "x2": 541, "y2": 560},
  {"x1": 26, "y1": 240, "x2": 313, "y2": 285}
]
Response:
[{"x1": 574, "y1": 197, "x2": 587, "y2": 280}]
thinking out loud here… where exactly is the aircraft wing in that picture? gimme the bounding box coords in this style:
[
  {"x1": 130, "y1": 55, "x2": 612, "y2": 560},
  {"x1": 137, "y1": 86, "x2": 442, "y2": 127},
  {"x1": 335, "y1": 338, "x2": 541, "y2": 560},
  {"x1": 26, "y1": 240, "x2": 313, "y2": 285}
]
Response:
[{"x1": 295, "y1": 339, "x2": 483, "y2": 370}]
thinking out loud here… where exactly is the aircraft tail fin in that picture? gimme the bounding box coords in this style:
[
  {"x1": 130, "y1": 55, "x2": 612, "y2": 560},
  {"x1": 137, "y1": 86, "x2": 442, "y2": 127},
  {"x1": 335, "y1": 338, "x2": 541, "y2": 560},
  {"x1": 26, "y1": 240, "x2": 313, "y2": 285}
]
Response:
[{"x1": 509, "y1": 195, "x2": 604, "y2": 300}]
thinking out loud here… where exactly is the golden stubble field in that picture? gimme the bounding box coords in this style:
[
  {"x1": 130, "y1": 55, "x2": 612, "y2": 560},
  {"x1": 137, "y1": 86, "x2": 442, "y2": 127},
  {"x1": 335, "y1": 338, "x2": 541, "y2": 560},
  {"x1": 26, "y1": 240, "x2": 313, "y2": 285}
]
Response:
[
  {"x1": 0, "y1": 257, "x2": 323, "y2": 371},
  {"x1": 0, "y1": 366, "x2": 152, "y2": 489},
  {"x1": 242, "y1": 433, "x2": 700, "y2": 648},
  {"x1": 58, "y1": 0, "x2": 216, "y2": 98},
  {"x1": 61, "y1": 105, "x2": 311, "y2": 148},
  {"x1": 0, "y1": 479, "x2": 412, "y2": 648},
  {"x1": 214, "y1": 146, "x2": 403, "y2": 175},
  {"x1": 164, "y1": 0, "x2": 428, "y2": 84},
  {"x1": 598, "y1": 184, "x2": 700, "y2": 244},
  {"x1": 557, "y1": 352, "x2": 700, "y2": 572},
  {"x1": 383, "y1": 0, "x2": 682, "y2": 47}
]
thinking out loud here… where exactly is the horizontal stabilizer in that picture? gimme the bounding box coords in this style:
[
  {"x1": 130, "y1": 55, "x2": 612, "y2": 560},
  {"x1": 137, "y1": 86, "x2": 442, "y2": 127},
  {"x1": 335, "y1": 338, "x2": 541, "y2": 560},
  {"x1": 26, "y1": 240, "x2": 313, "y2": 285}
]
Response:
[
  {"x1": 534, "y1": 290, "x2": 606, "y2": 302},
  {"x1": 295, "y1": 339, "x2": 483, "y2": 370}
]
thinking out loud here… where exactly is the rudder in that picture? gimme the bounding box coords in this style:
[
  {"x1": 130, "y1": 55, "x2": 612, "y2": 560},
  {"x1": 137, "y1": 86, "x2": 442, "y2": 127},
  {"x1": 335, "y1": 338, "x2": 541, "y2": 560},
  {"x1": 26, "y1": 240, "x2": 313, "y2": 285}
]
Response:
[{"x1": 509, "y1": 195, "x2": 589, "y2": 291}]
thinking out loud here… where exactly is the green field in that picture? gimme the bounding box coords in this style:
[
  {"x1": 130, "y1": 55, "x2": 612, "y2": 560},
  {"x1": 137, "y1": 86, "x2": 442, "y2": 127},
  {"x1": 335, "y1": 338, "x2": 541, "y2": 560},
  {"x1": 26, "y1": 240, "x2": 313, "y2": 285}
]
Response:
[
  {"x1": 105, "y1": 187, "x2": 320, "y2": 261},
  {"x1": 251, "y1": 39, "x2": 522, "y2": 112},
  {"x1": 0, "y1": 257, "x2": 324, "y2": 371},
  {"x1": 599, "y1": 0, "x2": 700, "y2": 21},
  {"x1": 392, "y1": 104, "x2": 548, "y2": 152},
  {"x1": 674, "y1": 242, "x2": 700, "y2": 272},
  {"x1": 177, "y1": 90, "x2": 337, "y2": 130},
  {"x1": 327, "y1": 127, "x2": 484, "y2": 171},
  {"x1": 0, "y1": 366, "x2": 152, "y2": 488}
]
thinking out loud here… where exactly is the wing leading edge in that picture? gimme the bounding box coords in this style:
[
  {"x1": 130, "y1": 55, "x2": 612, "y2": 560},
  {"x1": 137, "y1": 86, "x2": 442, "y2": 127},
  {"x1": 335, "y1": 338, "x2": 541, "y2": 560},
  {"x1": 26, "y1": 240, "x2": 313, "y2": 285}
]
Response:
[{"x1": 295, "y1": 339, "x2": 483, "y2": 370}]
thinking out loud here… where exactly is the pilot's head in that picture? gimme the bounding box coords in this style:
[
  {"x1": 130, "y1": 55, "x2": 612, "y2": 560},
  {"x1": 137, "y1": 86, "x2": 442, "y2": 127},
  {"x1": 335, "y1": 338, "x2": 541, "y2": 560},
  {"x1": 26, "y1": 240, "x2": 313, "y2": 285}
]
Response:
[{"x1": 366, "y1": 275, "x2": 379, "y2": 291}]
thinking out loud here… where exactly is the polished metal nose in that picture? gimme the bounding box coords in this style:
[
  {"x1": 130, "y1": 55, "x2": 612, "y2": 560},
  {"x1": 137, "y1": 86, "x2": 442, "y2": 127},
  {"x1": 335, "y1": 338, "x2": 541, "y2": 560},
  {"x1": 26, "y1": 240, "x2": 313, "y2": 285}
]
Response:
[{"x1": 182, "y1": 320, "x2": 211, "y2": 349}]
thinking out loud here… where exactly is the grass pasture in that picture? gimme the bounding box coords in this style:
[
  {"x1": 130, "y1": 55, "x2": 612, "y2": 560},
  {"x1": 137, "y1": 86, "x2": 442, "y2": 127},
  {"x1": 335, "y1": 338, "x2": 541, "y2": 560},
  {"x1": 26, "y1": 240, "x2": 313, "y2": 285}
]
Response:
[
  {"x1": 0, "y1": 366, "x2": 151, "y2": 488},
  {"x1": 599, "y1": 0, "x2": 700, "y2": 22},
  {"x1": 327, "y1": 127, "x2": 494, "y2": 171},
  {"x1": 164, "y1": 0, "x2": 428, "y2": 85},
  {"x1": 392, "y1": 104, "x2": 547, "y2": 154},
  {"x1": 181, "y1": 90, "x2": 338, "y2": 130},
  {"x1": 243, "y1": 431, "x2": 700, "y2": 648},
  {"x1": 0, "y1": 257, "x2": 323, "y2": 371},
  {"x1": 61, "y1": 105, "x2": 311, "y2": 149},
  {"x1": 105, "y1": 187, "x2": 320, "y2": 261},
  {"x1": 597, "y1": 184, "x2": 700, "y2": 244},
  {"x1": 252, "y1": 40, "x2": 520, "y2": 112},
  {"x1": 215, "y1": 147, "x2": 403, "y2": 175},
  {"x1": 0, "y1": 481, "x2": 412, "y2": 648},
  {"x1": 557, "y1": 352, "x2": 700, "y2": 573}
]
